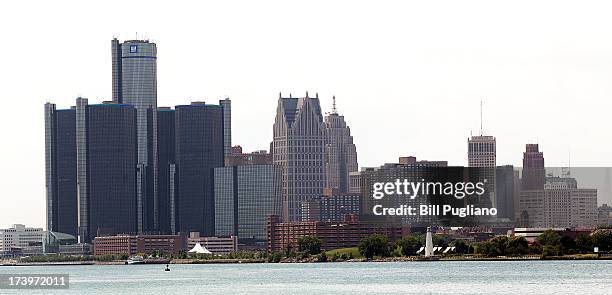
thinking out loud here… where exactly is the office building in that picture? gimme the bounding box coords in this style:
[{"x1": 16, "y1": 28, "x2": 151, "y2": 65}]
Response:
[
  {"x1": 301, "y1": 188, "x2": 361, "y2": 222},
  {"x1": 522, "y1": 144, "x2": 545, "y2": 190},
  {"x1": 157, "y1": 107, "x2": 176, "y2": 234},
  {"x1": 214, "y1": 164, "x2": 281, "y2": 245},
  {"x1": 495, "y1": 165, "x2": 516, "y2": 221},
  {"x1": 518, "y1": 176, "x2": 598, "y2": 228},
  {"x1": 112, "y1": 38, "x2": 159, "y2": 233},
  {"x1": 0, "y1": 224, "x2": 44, "y2": 257},
  {"x1": 267, "y1": 215, "x2": 407, "y2": 252},
  {"x1": 44, "y1": 103, "x2": 78, "y2": 237},
  {"x1": 598, "y1": 204, "x2": 612, "y2": 226},
  {"x1": 272, "y1": 92, "x2": 326, "y2": 222},
  {"x1": 468, "y1": 135, "x2": 496, "y2": 208},
  {"x1": 76, "y1": 99, "x2": 138, "y2": 242},
  {"x1": 93, "y1": 234, "x2": 184, "y2": 256},
  {"x1": 175, "y1": 101, "x2": 227, "y2": 236},
  {"x1": 324, "y1": 96, "x2": 358, "y2": 192},
  {"x1": 225, "y1": 146, "x2": 272, "y2": 166}
]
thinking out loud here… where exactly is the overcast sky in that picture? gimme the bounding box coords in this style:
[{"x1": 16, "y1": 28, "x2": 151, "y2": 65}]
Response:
[{"x1": 1, "y1": 1, "x2": 611, "y2": 228}]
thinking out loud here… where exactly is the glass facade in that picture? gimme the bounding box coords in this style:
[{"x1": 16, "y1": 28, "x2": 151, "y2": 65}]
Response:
[
  {"x1": 157, "y1": 109, "x2": 175, "y2": 234},
  {"x1": 44, "y1": 104, "x2": 78, "y2": 237},
  {"x1": 175, "y1": 103, "x2": 225, "y2": 235}
]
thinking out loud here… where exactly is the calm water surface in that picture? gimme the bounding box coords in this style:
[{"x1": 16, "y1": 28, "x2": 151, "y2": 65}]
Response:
[{"x1": 0, "y1": 260, "x2": 610, "y2": 294}]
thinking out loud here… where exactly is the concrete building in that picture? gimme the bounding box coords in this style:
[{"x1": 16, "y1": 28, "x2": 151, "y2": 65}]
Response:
[
  {"x1": 214, "y1": 164, "x2": 281, "y2": 246},
  {"x1": 93, "y1": 234, "x2": 184, "y2": 256},
  {"x1": 112, "y1": 38, "x2": 159, "y2": 233},
  {"x1": 0, "y1": 225, "x2": 44, "y2": 257},
  {"x1": 175, "y1": 101, "x2": 227, "y2": 236},
  {"x1": 522, "y1": 144, "x2": 545, "y2": 190},
  {"x1": 495, "y1": 165, "x2": 517, "y2": 221},
  {"x1": 76, "y1": 99, "x2": 138, "y2": 242},
  {"x1": 518, "y1": 177, "x2": 598, "y2": 228},
  {"x1": 272, "y1": 92, "x2": 326, "y2": 222},
  {"x1": 266, "y1": 215, "x2": 407, "y2": 252},
  {"x1": 187, "y1": 233, "x2": 237, "y2": 254},
  {"x1": 348, "y1": 171, "x2": 361, "y2": 194},
  {"x1": 225, "y1": 146, "x2": 272, "y2": 166},
  {"x1": 301, "y1": 188, "x2": 361, "y2": 222},
  {"x1": 598, "y1": 204, "x2": 612, "y2": 226},
  {"x1": 324, "y1": 96, "x2": 358, "y2": 193},
  {"x1": 468, "y1": 135, "x2": 496, "y2": 208},
  {"x1": 44, "y1": 103, "x2": 78, "y2": 237}
]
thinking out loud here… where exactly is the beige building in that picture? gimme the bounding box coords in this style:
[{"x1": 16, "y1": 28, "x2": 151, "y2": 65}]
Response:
[
  {"x1": 324, "y1": 96, "x2": 358, "y2": 193},
  {"x1": 187, "y1": 232, "x2": 237, "y2": 255}
]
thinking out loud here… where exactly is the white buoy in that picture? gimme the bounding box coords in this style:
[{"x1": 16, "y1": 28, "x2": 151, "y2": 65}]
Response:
[{"x1": 425, "y1": 227, "x2": 434, "y2": 257}]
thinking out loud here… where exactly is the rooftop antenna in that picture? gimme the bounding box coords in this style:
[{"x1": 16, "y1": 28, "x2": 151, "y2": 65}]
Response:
[
  {"x1": 332, "y1": 95, "x2": 337, "y2": 114},
  {"x1": 480, "y1": 99, "x2": 483, "y2": 136}
]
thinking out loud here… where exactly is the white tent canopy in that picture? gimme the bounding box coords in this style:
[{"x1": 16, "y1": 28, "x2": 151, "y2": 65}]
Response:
[{"x1": 188, "y1": 243, "x2": 212, "y2": 254}]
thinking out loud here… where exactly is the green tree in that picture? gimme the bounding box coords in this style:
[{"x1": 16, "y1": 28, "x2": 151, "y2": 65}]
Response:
[
  {"x1": 591, "y1": 229, "x2": 612, "y2": 252},
  {"x1": 560, "y1": 235, "x2": 576, "y2": 254},
  {"x1": 506, "y1": 236, "x2": 529, "y2": 256},
  {"x1": 358, "y1": 234, "x2": 391, "y2": 259},
  {"x1": 298, "y1": 236, "x2": 323, "y2": 255},
  {"x1": 451, "y1": 240, "x2": 471, "y2": 254},
  {"x1": 575, "y1": 233, "x2": 593, "y2": 253},
  {"x1": 536, "y1": 230, "x2": 561, "y2": 247},
  {"x1": 395, "y1": 236, "x2": 422, "y2": 256}
]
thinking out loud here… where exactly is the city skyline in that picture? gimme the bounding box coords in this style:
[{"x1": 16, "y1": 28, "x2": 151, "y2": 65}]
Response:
[{"x1": 4, "y1": 1, "x2": 612, "y2": 229}]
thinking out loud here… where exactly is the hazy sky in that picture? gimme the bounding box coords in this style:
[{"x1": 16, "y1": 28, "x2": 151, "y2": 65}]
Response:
[{"x1": 1, "y1": 1, "x2": 612, "y2": 228}]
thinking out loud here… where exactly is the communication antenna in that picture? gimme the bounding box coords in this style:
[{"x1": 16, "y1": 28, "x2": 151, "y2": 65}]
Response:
[
  {"x1": 480, "y1": 99, "x2": 483, "y2": 136},
  {"x1": 332, "y1": 95, "x2": 337, "y2": 114}
]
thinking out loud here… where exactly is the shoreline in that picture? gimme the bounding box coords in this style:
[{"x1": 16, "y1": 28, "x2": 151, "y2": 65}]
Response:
[{"x1": 2, "y1": 255, "x2": 610, "y2": 266}]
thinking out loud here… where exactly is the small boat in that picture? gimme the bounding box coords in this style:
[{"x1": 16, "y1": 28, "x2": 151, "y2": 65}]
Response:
[
  {"x1": 164, "y1": 264, "x2": 170, "y2": 271},
  {"x1": 127, "y1": 255, "x2": 145, "y2": 265}
]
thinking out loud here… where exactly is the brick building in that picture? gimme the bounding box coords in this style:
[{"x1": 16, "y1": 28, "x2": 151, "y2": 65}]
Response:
[{"x1": 93, "y1": 235, "x2": 184, "y2": 256}]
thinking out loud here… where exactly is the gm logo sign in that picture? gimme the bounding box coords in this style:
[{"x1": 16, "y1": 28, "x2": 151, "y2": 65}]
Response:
[{"x1": 129, "y1": 45, "x2": 138, "y2": 53}]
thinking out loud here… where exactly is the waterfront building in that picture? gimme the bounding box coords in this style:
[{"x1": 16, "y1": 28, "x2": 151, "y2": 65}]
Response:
[
  {"x1": 44, "y1": 103, "x2": 78, "y2": 237},
  {"x1": 214, "y1": 163, "x2": 281, "y2": 246},
  {"x1": 186, "y1": 232, "x2": 237, "y2": 254},
  {"x1": 598, "y1": 204, "x2": 612, "y2": 226},
  {"x1": 112, "y1": 38, "x2": 159, "y2": 233},
  {"x1": 495, "y1": 165, "x2": 517, "y2": 221},
  {"x1": 175, "y1": 101, "x2": 226, "y2": 236},
  {"x1": 76, "y1": 99, "x2": 138, "y2": 242},
  {"x1": 272, "y1": 92, "x2": 326, "y2": 222},
  {"x1": 93, "y1": 234, "x2": 184, "y2": 256},
  {"x1": 0, "y1": 224, "x2": 44, "y2": 257},
  {"x1": 266, "y1": 214, "x2": 408, "y2": 252},
  {"x1": 324, "y1": 97, "x2": 358, "y2": 193}
]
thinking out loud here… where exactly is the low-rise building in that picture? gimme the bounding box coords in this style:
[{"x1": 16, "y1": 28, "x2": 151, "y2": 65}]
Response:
[
  {"x1": 93, "y1": 235, "x2": 184, "y2": 256},
  {"x1": 267, "y1": 214, "x2": 408, "y2": 252},
  {"x1": 187, "y1": 232, "x2": 237, "y2": 255},
  {"x1": 0, "y1": 224, "x2": 44, "y2": 257}
]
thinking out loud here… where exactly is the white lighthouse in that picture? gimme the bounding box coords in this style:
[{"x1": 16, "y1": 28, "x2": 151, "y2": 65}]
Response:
[{"x1": 425, "y1": 226, "x2": 434, "y2": 257}]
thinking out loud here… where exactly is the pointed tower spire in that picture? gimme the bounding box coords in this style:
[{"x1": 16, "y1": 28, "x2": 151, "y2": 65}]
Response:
[
  {"x1": 279, "y1": 92, "x2": 282, "y2": 98},
  {"x1": 332, "y1": 95, "x2": 338, "y2": 114}
]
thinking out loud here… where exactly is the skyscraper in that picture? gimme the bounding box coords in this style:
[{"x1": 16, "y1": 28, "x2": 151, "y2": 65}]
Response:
[
  {"x1": 324, "y1": 96, "x2": 358, "y2": 193},
  {"x1": 157, "y1": 107, "x2": 175, "y2": 234},
  {"x1": 75, "y1": 99, "x2": 138, "y2": 242},
  {"x1": 468, "y1": 135, "x2": 496, "y2": 208},
  {"x1": 111, "y1": 38, "x2": 158, "y2": 233},
  {"x1": 272, "y1": 92, "x2": 326, "y2": 222},
  {"x1": 44, "y1": 103, "x2": 78, "y2": 237},
  {"x1": 522, "y1": 144, "x2": 545, "y2": 190},
  {"x1": 175, "y1": 101, "x2": 227, "y2": 236}
]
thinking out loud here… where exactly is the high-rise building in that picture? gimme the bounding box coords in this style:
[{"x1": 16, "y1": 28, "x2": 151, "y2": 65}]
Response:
[
  {"x1": 157, "y1": 107, "x2": 175, "y2": 234},
  {"x1": 519, "y1": 176, "x2": 597, "y2": 228},
  {"x1": 522, "y1": 144, "x2": 545, "y2": 190},
  {"x1": 495, "y1": 165, "x2": 516, "y2": 221},
  {"x1": 272, "y1": 92, "x2": 327, "y2": 222},
  {"x1": 324, "y1": 96, "x2": 358, "y2": 193},
  {"x1": 175, "y1": 101, "x2": 226, "y2": 236},
  {"x1": 301, "y1": 188, "x2": 361, "y2": 222},
  {"x1": 44, "y1": 103, "x2": 78, "y2": 237},
  {"x1": 76, "y1": 99, "x2": 138, "y2": 242},
  {"x1": 214, "y1": 164, "x2": 281, "y2": 245},
  {"x1": 111, "y1": 38, "x2": 158, "y2": 233},
  {"x1": 468, "y1": 135, "x2": 496, "y2": 208}
]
